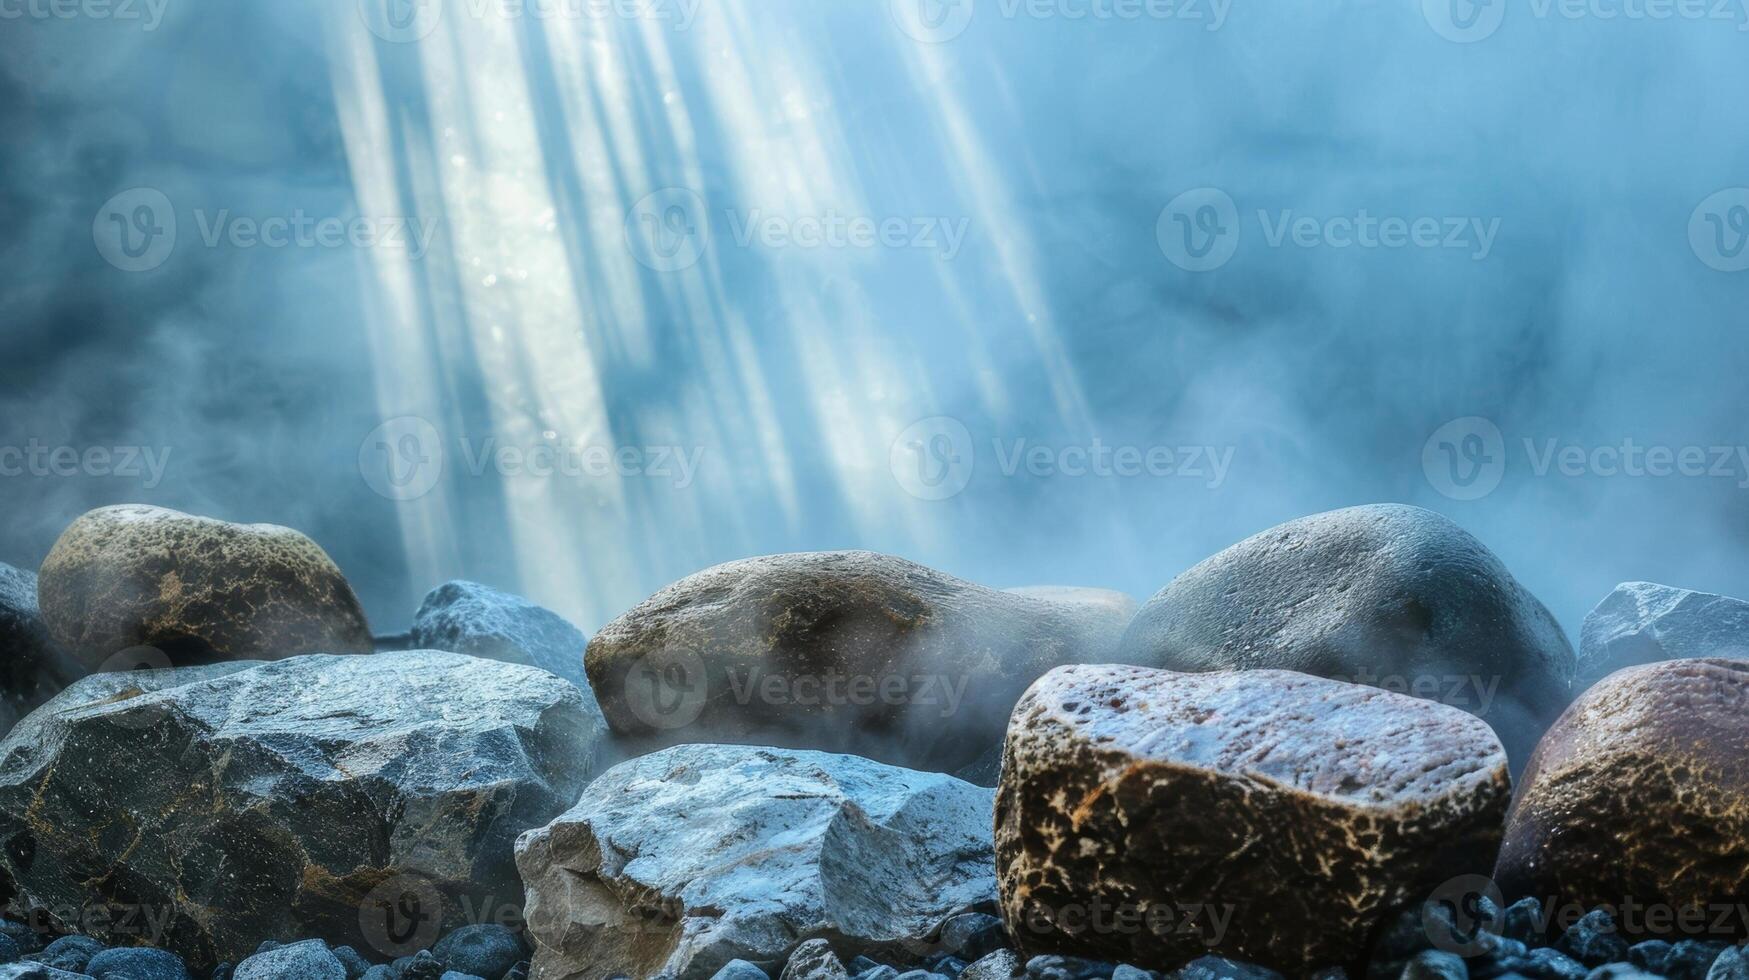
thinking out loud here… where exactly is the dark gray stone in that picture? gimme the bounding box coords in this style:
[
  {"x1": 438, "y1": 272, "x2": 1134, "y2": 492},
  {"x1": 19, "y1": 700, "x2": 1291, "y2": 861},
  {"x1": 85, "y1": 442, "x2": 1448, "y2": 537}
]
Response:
[
  {"x1": 1707, "y1": 946, "x2": 1749, "y2": 980},
  {"x1": 411, "y1": 581, "x2": 588, "y2": 688},
  {"x1": 1558, "y1": 910, "x2": 1629, "y2": 968},
  {"x1": 1172, "y1": 957, "x2": 1283, "y2": 980},
  {"x1": 0, "y1": 652, "x2": 604, "y2": 971},
  {"x1": 85, "y1": 945, "x2": 195, "y2": 979},
  {"x1": 1665, "y1": 941, "x2": 1730, "y2": 980},
  {"x1": 234, "y1": 939, "x2": 345, "y2": 980},
  {"x1": 1023, "y1": 956, "x2": 1111, "y2": 980},
  {"x1": 518, "y1": 744, "x2": 997, "y2": 980},
  {"x1": 1502, "y1": 900, "x2": 1547, "y2": 946},
  {"x1": 331, "y1": 945, "x2": 370, "y2": 979},
  {"x1": 1118, "y1": 504, "x2": 1575, "y2": 768},
  {"x1": 21, "y1": 935, "x2": 102, "y2": 972},
  {"x1": 0, "y1": 964, "x2": 91, "y2": 979},
  {"x1": 1402, "y1": 951, "x2": 1468, "y2": 980},
  {"x1": 941, "y1": 914, "x2": 1007, "y2": 962},
  {"x1": 714, "y1": 962, "x2": 774, "y2": 980},
  {"x1": 430, "y1": 925, "x2": 526, "y2": 980},
  {"x1": 1579, "y1": 582, "x2": 1749, "y2": 689},
  {"x1": 1517, "y1": 949, "x2": 1587, "y2": 980},
  {"x1": 782, "y1": 940, "x2": 850, "y2": 980},
  {"x1": 960, "y1": 951, "x2": 1023, "y2": 980},
  {"x1": 0, "y1": 564, "x2": 80, "y2": 737}
]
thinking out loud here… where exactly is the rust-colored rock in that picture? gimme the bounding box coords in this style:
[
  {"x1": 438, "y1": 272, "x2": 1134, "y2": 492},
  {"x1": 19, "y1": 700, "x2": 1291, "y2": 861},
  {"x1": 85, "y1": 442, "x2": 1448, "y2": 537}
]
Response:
[
  {"x1": 1495, "y1": 657, "x2": 1749, "y2": 937},
  {"x1": 37, "y1": 505, "x2": 372, "y2": 669},
  {"x1": 994, "y1": 664, "x2": 1511, "y2": 974}
]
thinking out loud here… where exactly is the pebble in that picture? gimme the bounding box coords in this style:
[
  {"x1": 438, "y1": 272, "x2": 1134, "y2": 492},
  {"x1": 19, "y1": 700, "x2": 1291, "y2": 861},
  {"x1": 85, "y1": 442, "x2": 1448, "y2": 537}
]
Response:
[
  {"x1": 1501, "y1": 900, "x2": 1547, "y2": 946},
  {"x1": 782, "y1": 939, "x2": 850, "y2": 980},
  {"x1": 24, "y1": 935, "x2": 102, "y2": 972},
  {"x1": 711, "y1": 961, "x2": 772, "y2": 980},
  {"x1": 961, "y1": 950, "x2": 1024, "y2": 980},
  {"x1": 941, "y1": 915, "x2": 1009, "y2": 963},
  {"x1": 1556, "y1": 911, "x2": 1629, "y2": 968},
  {"x1": 431, "y1": 926, "x2": 528, "y2": 980},
  {"x1": 1024, "y1": 955, "x2": 1112, "y2": 980},
  {"x1": 233, "y1": 939, "x2": 346, "y2": 980},
  {"x1": 1516, "y1": 948, "x2": 1588, "y2": 980},
  {"x1": 1707, "y1": 946, "x2": 1749, "y2": 980},
  {"x1": 1665, "y1": 941, "x2": 1731, "y2": 980},
  {"x1": 85, "y1": 946, "x2": 196, "y2": 980},
  {"x1": 1401, "y1": 951, "x2": 1468, "y2": 980}
]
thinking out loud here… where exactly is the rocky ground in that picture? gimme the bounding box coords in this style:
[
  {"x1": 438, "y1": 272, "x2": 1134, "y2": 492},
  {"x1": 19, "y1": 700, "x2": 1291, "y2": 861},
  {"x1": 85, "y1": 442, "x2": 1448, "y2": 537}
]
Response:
[{"x1": 0, "y1": 502, "x2": 1743, "y2": 980}]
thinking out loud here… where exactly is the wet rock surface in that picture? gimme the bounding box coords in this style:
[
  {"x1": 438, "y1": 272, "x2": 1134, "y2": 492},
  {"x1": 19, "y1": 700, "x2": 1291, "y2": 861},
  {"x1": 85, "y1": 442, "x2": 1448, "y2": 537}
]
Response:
[
  {"x1": 410, "y1": 582, "x2": 589, "y2": 689},
  {"x1": 514, "y1": 743, "x2": 998, "y2": 980},
  {"x1": 994, "y1": 664, "x2": 1511, "y2": 973},
  {"x1": 0, "y1": 564, "x2": 80, "y2": 735},
  {"x1": 1496, "y1": 657, "x2": 1749, "y2": 938},
  {"x1": 1578, "y1": 582, "x2": 1749, "y2": 689},
  {"x1": 36, "y1": 506, "x2": 374, "y2": 670},
  {"x1": 0, "y1": 652, "x2": 602, "y2": 970},
  {"x1": 1118, "y1": 504, "x2": 1575, "y2": 767},
  {"x1": 586, "y1": 552, "x2": 1138, "y2": 776}
]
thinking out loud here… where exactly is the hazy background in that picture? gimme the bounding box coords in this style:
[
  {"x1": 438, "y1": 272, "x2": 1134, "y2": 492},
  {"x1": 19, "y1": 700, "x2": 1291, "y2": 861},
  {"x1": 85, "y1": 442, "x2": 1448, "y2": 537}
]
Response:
[{"x1": 2, "y1": 0, "x2": 1746, "y2": 639}]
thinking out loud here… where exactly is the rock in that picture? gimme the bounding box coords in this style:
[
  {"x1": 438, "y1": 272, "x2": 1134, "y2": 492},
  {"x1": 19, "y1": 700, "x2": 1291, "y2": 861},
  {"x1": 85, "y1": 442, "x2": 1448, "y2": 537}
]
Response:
[
  {"x1": 1708, "y1": 947, "x2": 1749, "y2": 980},
  {"x1": 714, "y1": 962, "x2": 774, "y2": 980},
  {"x1": 585, "y1": 552, "x2": 1138, "y2": 776},
  {"x1": 783, "y1": 940, "x2": 850, "y2": 980},
  {"x1": 234, "y1": 939, "x2": 346, "y2": 980},
  {"x1": 1111, "y1": 967, "x2": 1158, "y2": 980},
  {"x1": 1627, "y1": 941, "x2": 1672, "y2": 975},
  {"x1": 0, "y1": 965, "x2": 89, "y2": 979},
  {"x1": 331, "y1": 945, "x2": 371, "y2": 979},
  {"x1": 516, "y1": 743, "x2": 999, "y2": 980},
  {"x1": 1117, "y1": 504, "x2": 1575, "y2": 768},
  {"x1": 894, "y1": 972, "x2": 947, "y2": 980},
  {"x1": 1585, "y1": 967, "x2": 1659, "y2": 980},
  {"x1": 1517, "y1": 949, "x2": 1586, "y2": 980},
  {"x1": 1558, "y1": 911, "x2": 1630, "y2": 968},
  {"x1": 430, "y1": 925, "x2": 526, "y2": 980},
  {"x1": 1022, "y1": 956, "x2": 1111, "y2": 980},
  {"x1": 85, "y1": 946, "x2": 195, "y2": 979},
  {"x1": 1401, "y1": 951, "x2": 1468, "y2": 980},
  {"x1": 1501, "y1": 900, "x2": 1547, "y2": 946},
  {"x1": 0, "y1": 564, "x2": 81, "y2": 736},
  {"x1": 995, "y1": 664, "x2": 1511, "y2": 974},
  {"x1": 940, "y1": 914, "x2": 1007, "y2": 963},
  {"x1": 1496, "y1": 658, "x2": 1749, "y2": 939},
  {"x1": 36, "y1": 505, "x2": 374, "y2": 671},
  {"x1": 411, "y1": 582, "x2": 588, "y2": 688},
  {"x1": 1578, "y1": 583, "x2": 1749, "y2": 689},
  {"x1": 961, "y1": 951, "x2": 1023, "y2": 980},
  {"x1": 0, "y1": 652, "x2": 603, "y2": 971},
  {"x1": 0, "y1": 924, "x2": 41, "y2": 956},
  {"x1": 22, "y1": 935, "x2": 103, "y2": 972},
  {"x1": 439, "y1": 973, "x2": 483, "y2": 980},
  {"x1": 392, "y1": 950, "x2": 445, "y2": 979},
  {"x1": 1172, "y1": 958, "x2": 1283, "y2": 980},
  {"x1": 1665, "y1": 943, "x2": 1731, "y2": 980},
  {"x1": 929, "y1": 955, "x2": 968, "y2": 978}
]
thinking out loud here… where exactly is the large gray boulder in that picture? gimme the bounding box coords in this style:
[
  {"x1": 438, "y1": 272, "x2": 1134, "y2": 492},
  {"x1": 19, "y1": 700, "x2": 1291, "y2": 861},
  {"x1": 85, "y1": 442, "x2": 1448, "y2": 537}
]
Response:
[
  {"x1": 515, "y1": 743, "x2": 999, "y2": 980},
  {"x1": 0, "y1": 563, "x2": 81, "y2": 734},
  {"x1": 1577, "y1": 582, "x2": 1749, "y2": 689},
  {"x1": 586, "y1": 552, "x2": 1138, "y2": 779},
  {"x1": 1118, "y1": 504, "x2": 1574, "y2": 768},
  {"x1": 411, "y1": 580, "x2": 590, "y2": 688},
  {"x1": 37, "y1": 505, "x2": 374, "y2": 671},
  {"x1": 995, "y1": 664, "x2": 1511, "y2": 974},
  {"x1": 0, "y1": 652, "x2": 605, "y2": 971}
]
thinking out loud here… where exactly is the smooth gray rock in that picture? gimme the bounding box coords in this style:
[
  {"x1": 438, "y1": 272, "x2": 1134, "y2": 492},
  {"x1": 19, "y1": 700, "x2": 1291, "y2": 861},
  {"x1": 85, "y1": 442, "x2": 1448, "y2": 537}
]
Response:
[
  {"x1": 713, "y1": 962, "x2": 774, "y2": 980},
  {"x1": 516, "y1": 744, "x2": 999, "y2": 980},
  {"x1": 0, "y1": 652, "x2": 604, "y2": 971},
  {"x1": 782, "y1": 940, "x2": 850, "y2": 980},
  {"x1": 996, "y1": 665, "x2": 1510, "y2": 974},
  {"x1": 586, "y1": 552, "x2": 1138, "y2": 777},
  {"x1": 85, "y1": 946, "x2": 194, "y2": 979},
  {"x1": 429, "y1": 924, "x2": 527, "y2": 980},
  {"x1": 0, "y1": 965, "x2": 92, "y2": 979},
  {"x1": 960, "y1": 951, "x2": 1023, "y2": 980},
  {"x1": 411, "y1": 581, "x2": 590, "y2": 689},
  {"x1": 1118, "y1": 504, "x2": 1575, "y2": 768},
  {"x1": 0, "y1": 563, "x2": 81, "y2": 735},
  {"x1": 234, "y1": 940, "x2": 346, "y2": 980},
  {"x1": 1578, "y1": 582, "x2": 1749, "y2": 688}
]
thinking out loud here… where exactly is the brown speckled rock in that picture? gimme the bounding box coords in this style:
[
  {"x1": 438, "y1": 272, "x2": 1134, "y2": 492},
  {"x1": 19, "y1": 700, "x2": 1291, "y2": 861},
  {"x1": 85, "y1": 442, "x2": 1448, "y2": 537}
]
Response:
[
  {"x1": 1495, "y1": 657, "x2": 1749, "y2": 936},
  {"x1": 38, "y1": 505, "x2": 372, "y2": 669},
  {"x1": 1118, "y1": 504, "x2": 1575, "y2": 771},
  {"x1": 585, "y1": 551, "x2": 1138, "y2": 777},
  {"x1": 994, "y1": 664, "x2": 1511, "y2": 974}
]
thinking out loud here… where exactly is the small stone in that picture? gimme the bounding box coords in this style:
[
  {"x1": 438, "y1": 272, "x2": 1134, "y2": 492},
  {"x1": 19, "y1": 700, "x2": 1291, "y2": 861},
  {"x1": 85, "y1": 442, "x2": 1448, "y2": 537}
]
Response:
[
  {"x1": 851, "y1": 966, "x2": 898, "y2": 980},
  {"x1": 85, "y1": 946, "x2": 196, "y2": 980},
  {"x1": 234, "y1": 940, "x2": 346, "y2": 980},
  {"x1": 1627, "y1": 942, "x2": 1672, "y2": 975},
  {"x1": 211, "y1": 965, "x2": 234, "y2": 980},
  {"x1": 894, "y1": 973, "x2": 947, "y2": 980},
  {"x1": 1707, "y1": 947, "x2": 1749, "y2": 980},
  {"x1": 1665, "y1": 942, "x2": 1731, "y2": 980},
  {"x1": 1517, "y1": 949, "x2": 1587, "y2": 980},
  {"x1": 941, "y1": 915, "x2": 1008, "y2": 962},
  {"x1": 1584, "y1": 967, "x2": 1660, "y2": 980},
  {"x1": 438, "y1": 973, "x2": 484, "y2": 980},
  {"x1": 714, "y1": 962, "x2": 773, "y2": 980},
  {"x1": 961, "y1": 951, "x2": 1024, "y2": 980},
  {"x1": 431, "y1": 926, "x2": 527, "y2": 980},
  {"x1": 0, "y1": 924, "x2": 41, "y2": 956},
  {"x1": 1024, "y1": 956, "x2": 1112, "y2": 980},
  {"x1": 330, "y1": 946, "x2": 370, "y2": 979},
  {"x1": 1174, "y1": 957, "x2": 1284, "y2": 980},
  {"x1": 500, "y1": 963, "x2": 529, "y2": 980},
  {"x1": 847, "y1": 958, "x2": 884, "y2": 975},
  {"x1": 391, "y1": 950, "x2": 445, "y2": 980},
  {"x1": 1501, "y1": 900, "x2": 1547, "y2": 946},
  {"x1": 783, "y1": 940, "x2": 850, "y2": 980},
  {"x1": 1557, "y1": 911, "x2": 1629, "y2": 968},
  {"x1": 0, "y1": 964, "x2": 93, "y2": 978},
  {"x1": 21, "y1": 935, "x2": 102, "y2": 972},
  {"x1": 1111, "y1": 968, "x2": 1158, "y2": 980},
  {"x1": 0, "y1": 935, "x2": 15, "y2": 966},
  {"x1": 1401, "y1": 951, "x2": 1468, "y2": 980}
]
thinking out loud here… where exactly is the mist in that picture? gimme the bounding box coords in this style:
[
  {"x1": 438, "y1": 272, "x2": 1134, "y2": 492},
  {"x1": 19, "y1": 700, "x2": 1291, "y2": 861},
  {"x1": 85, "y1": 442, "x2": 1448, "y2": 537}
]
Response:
[{"x1": 2, "y1": 0, "x2": 1747, "y2": 642}]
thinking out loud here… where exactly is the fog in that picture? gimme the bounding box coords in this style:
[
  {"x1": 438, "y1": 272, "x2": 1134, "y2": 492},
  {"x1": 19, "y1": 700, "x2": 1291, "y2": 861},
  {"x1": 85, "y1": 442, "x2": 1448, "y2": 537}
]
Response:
[{"x1": 3, "y1": 0, "x2": 1747, "y2": 640}]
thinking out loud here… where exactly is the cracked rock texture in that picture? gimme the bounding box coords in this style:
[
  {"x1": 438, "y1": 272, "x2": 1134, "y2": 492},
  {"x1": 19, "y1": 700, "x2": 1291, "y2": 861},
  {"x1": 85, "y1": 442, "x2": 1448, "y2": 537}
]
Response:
[
  {"x1": 0, "y1": 651, "x2": 604, "y2": 971},
  {"x1": 514, "y1": 743, "x2": 999, "y2": 980},
  {"x1": 37, "y1": 505, "x2": 374, "y2": 671},
  {"x1": 1577, "y1": 582, "x2": 1749, "y2": 690},
  {"x1": 585, "y1": 551, "x2": 1138, "y2": 779},
  {"x1": 0, "y1": 563, "x2": 81, "y2": 735},
  {"x1": 1118, "y1": 504, "x2": 1574, "y2": 769},
  {"x1": 1495, "y1": 657, "x2": 1749, "y2": 938},
  {"x1": 994, "y1": 664, "x2": 1511, "y2": 974}
]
